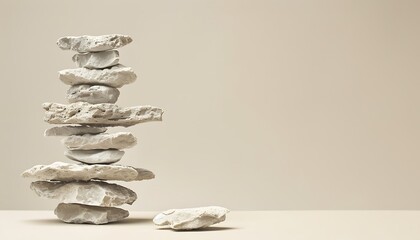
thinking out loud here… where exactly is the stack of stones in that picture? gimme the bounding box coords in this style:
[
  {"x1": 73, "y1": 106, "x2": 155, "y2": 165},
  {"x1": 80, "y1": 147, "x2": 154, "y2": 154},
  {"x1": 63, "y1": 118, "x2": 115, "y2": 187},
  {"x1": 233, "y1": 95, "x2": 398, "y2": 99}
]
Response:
[{"x1": 21, "y1": 34, "x2": 163, "y2": 224}]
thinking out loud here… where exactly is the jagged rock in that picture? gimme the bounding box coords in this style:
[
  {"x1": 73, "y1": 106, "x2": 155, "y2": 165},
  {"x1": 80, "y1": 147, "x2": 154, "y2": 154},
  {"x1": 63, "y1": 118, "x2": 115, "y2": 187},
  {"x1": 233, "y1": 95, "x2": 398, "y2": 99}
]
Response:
[
  {"x1": 65, "y1": 149, "x2": 124, "y2": 164},
  {"x1": 55, "y1": 203, "x2": 129, "y2": 224},
  {"x1": 57, "y1": 34, "x2": 132, "y2": 52},
  {"x1": 62, "y1": 132, "x2": 136, "y2": 150},
  {"x1": 66, "y1": 85, "x2": 120, "y2": 104},
  {"x1": 43, "y1": 102, "x2": 163, "y2": 127},
  {"x1": 30, "y1": 181, "x2": 137, "y2": 207},
  {"x1": 22, "y1": 161, "x2": 155, "y2": 182},
  {"x1": 72, "y1": 50, "x2": 119, "y2": 69},
  {"x1": 59, "y1": 65, "x2": 136, "y2": 88},
  {"x1": 44, "y1": 126, "x2": 107, "y2": 136},
  {"x1": 153, "y1": 206, "x2": 230, "y2": 230}
]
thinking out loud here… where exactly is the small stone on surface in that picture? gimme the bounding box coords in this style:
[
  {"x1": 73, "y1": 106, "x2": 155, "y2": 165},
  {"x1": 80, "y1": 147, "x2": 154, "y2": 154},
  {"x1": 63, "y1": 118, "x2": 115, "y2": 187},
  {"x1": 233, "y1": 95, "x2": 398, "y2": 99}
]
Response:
[
  {"x1": 30, "y1": 181, "x2": 137, "y2": 207},
  {"x1": 57, "y1": 34, "x2": 132, "y2": 52},
  {"x1": 62, "y1": 132, "x2": 136, "y2": 150},
  {"x1": 72, "y1": 50, "x2": 119, "y2": 69},
  {"x1": 66, "y1": 85, "x2": 120, "y2": 104},
  {"x1": 65, "y1": 149, "x2": 125, "y2": 164},
  {"x1": 153, "y1": 206, "x2": 230, "y2": 230},
  {"x1": 54, "y1": 203, "x2": 129, "y2": 224},
  {"x1": 59, "y1": 65, "x2": 136, "y2": 88},
  {"x1": 44, "y1": 126, "x2": 107, "y2": 136}
]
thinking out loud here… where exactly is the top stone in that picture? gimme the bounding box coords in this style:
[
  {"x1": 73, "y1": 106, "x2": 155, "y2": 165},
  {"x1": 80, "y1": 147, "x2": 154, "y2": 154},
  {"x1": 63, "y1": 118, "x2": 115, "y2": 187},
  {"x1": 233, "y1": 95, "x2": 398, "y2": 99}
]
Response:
[{"x1": 57, "y1": 34, "x2": 132, "y2": 53}]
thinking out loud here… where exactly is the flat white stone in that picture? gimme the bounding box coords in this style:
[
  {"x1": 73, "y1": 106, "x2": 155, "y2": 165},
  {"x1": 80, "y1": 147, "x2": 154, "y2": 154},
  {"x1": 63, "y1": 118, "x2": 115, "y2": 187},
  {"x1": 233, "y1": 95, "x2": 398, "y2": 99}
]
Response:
[
  {"x1": 59, "y1": 65, "x2": 136, "y2": 88},
  {"x1": 22, "y1": 161, "x2": 155, "y2": 182},
  {"x1": 72, "y1": 50, "x2": 119, "y2": 69},
  {"x1": 31, "y1": 181, "x2": 137, "y2": 207},
  {"x1": 65, "y1": 149, "x2": 124, "y2": 164},
  {"x1": 43, "y1": 102, "x2": 163, "y2": 127},
  {"x1": 153, "y1": 206, "x2": 230, "y2": 230},
  {"x1": 57, "y1": 34, "x2": 132, "y2": 52},
  {"x1": 54, "y1": 203, "x2": 129, "y2": 224},
  {"x1": 44, "y1": 126, "x2": 107, "y2": 136},
  {"x1": 62, "y1": 132, "x2": 136, "y2": 150},
  {"x1": 66, "y1": 85, "x2": 120, "y2": 104}
]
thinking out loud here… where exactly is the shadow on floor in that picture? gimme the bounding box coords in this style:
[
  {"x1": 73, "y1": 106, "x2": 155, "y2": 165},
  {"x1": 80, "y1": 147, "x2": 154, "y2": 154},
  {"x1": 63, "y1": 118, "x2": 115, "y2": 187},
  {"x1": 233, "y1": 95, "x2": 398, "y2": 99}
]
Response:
[
  {"x1": 22, "y1": 217, "x2": 153, "y2": 226},
  {"x1": 157, "y1": 226, "x2": 238, "y2": 232}
]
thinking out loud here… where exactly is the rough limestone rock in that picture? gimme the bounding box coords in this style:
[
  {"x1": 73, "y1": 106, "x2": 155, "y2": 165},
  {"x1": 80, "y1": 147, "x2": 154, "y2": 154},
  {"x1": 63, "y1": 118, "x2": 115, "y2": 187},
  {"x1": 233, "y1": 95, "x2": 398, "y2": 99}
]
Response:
[
  {"x1": 72, "y1": 50, "x2": 119, "y2": 69},
  {"x1": 57, "y1": 34, "x2": 132, "y2": 52},
  {"x1": 30, "y1": 181, "x2": 137, "y2": 207},
  {"x1": 62, "y1": 132, "x2": 136, "y2": 150},
  {"x1": 59, "y1": 65, "x2": 136, "y2": 88},
  {"x1": 44, "y1": 126, "x2": 107, "y2": 136},
  {"x1": 43, "y1": 102, "x2": 163, "y2": 127},
  {"x1": 65, "y1": 149, "x2": 125, "y2": 164},
  {"x1": 55, "y1": 203, "x2": 129, "y2": 224},
  {"x1": 22, "y1": 161, "x2": 155, "y2": 182},
  {"x1": 153, "y1": 206, "x2": 230, "y2": 230},
  {"x1": 67, "y1": 85, "x2": 120, "y2": 104}
]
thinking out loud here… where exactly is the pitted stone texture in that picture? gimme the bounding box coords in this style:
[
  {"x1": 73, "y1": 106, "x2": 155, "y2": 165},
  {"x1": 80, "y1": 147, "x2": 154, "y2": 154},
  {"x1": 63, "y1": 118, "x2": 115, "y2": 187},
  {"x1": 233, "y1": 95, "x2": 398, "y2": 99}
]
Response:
[
  {"x1": 59, "y1": 65, "x2": 136, "y2": 88},
  {"x1": 31, "y1": 181, "x2": 137, "y2": 207},
  {"x1": 22, "y1": 161, "x2": 155, "y2": 182},
  {"x1": 65, "y1": 149, "x2": 125, "y2": 164},
  {"x1": 44, "y1": 126, "x2": 107, "y2": 136},
  {"x1": 43, "y1": 102, "x2": 163, "y2": 127},
  {"x1": 57, "y1": 34, "x2": 132, "y2": 52},
  {"x1": 153, "y1": 206, "x2": 230, "y2": 230},
  {"x1": 72, "y1": 50, "x2": 119, "y2": 69},
  {"x1": 66, "y1": 85, "x2": 120, "y2": 104},
  {"x1": 55, "y1": 203, "x2": 129, "y2": 224},
  {"x1": 62, "y1": 132, "x2": 136, "y2": 150}
]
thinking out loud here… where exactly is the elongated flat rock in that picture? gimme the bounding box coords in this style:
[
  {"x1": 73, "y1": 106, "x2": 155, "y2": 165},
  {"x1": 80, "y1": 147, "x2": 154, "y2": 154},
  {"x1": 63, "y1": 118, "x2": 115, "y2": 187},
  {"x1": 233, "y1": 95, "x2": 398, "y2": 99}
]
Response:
[
  {"x1": 67, "y1": 85, "x2": 120, "y2": 104},
  {"x1": 62, "y1": 132, "x2": 136, "y2": 150},
  {"x1": 59, "y1": 65, "x2": 136, "y2": 88},
  {"x1": 55, "y1": 203, "x2": 129, "y2": 224},
  {"x1": 72, "y1": 50, "x2": 119, "y2": 69},
  {"x1": 31, "y1": 181, "x2": 137, "y2": 207},
  {"x1": 44, "y1": 126, "x2": 107, "y2": 136},
  {"x1": 153, "y1": 206, "x2": 230, "y2": 230},
  {"x1": 43, "y1": 102, "x2": 163, "y2": 127},
  {"x1": 57, "y1": 34, "x2": 132, "y2": 52},
  {"x1": 22, "y1": 161, "x2": 155, "y2": 182},
  {"x1": 65, "y1": 149, "x2": 125, "y2": 164}
]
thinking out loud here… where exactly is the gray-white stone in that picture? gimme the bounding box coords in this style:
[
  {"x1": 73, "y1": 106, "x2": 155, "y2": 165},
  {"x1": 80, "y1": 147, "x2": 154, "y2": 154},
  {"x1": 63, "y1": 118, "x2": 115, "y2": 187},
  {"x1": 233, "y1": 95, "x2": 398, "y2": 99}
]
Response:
[
  {"x1": 65, "y1": 149, "x2": 125, "y2": 164},
  {"x1": 54, "y1": 203, "x2": 129, "y2": 224},
  {"x1": 62, "y1": 132, "x2": 136, "y2": 150},
  {"x1": 44, "y1": 126, "x2": 107, "y2": 136},
  {"x1": 72, "y1": 50, "x2": 119, "y2": 69},
  {"x1": 59, "y1": 65, "x2": 136, "y2": 88},
  {"x1": 66, "y1": 85, "x2": 120, "y2": 104},
  {"x1": 43, "y1": 102, "x2": 163, "y2": 127},
  {"x1": 153, "y1": 206, "x2": 230, "y2": 230},
  {"x1": 31, "y1": 181, "x2": 137, "y2": 207},
  {"x1": 57, "y1": 34, "x2": 132, "y2": 52},
  {"x1": 22, "y1": 161, "x2": 155, "y2": 182}
]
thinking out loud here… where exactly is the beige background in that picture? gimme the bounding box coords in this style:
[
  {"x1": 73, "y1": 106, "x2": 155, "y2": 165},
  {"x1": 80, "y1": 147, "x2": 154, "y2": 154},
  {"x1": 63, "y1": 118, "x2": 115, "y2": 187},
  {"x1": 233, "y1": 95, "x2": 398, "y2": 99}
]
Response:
[{"x1": 0, "y1": 0, "x2": 419, "y2": 210}]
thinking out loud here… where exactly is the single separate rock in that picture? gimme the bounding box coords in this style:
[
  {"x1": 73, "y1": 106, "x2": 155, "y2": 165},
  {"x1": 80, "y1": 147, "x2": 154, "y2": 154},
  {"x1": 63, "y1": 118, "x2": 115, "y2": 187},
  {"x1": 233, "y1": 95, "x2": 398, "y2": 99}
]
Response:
[
  {"x1": 72, "y1": 50, "x2": 119, "y2": 69},
  {"x1": 57, "y1": 34, "x2": 132, "y2": 52},
  {"x1": 59, "y1": 65, "x2": 136, "y2": 88},
  {"x1": 55, "y1": 203, "x2": 129, "y2": 224},
  {"x1": 43, "y1": 102, "x2": 163, "y2": 127},
  {"x1": 66, "y1": 85, "x2": 120, "y2": 104},
  {"x1": 31, "y1": 181, "x2": 137, "y2": 207},
  {"x1": 44, "y1": 126, "x2": 107, "y2": 136},
  {"x1": 62, "y1": 132, "x2": 136, "y2": 150},
  {"x1": 153, "y1": 206, "x2": 230, "y2": 230},
  {"x1": 22, "y1": 161, "x2": 155, "y2": 182},
  {"x1": 65, "y1": 149, "x2": 125, "y2": 164}
]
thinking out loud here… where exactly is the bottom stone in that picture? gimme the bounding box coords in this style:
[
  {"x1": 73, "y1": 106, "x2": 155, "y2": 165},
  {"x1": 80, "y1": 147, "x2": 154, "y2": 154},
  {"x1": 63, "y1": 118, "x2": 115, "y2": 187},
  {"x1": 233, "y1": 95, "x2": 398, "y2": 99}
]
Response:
[{"x1": 54, "y1": 203, "x2": 129, "y2": 224}]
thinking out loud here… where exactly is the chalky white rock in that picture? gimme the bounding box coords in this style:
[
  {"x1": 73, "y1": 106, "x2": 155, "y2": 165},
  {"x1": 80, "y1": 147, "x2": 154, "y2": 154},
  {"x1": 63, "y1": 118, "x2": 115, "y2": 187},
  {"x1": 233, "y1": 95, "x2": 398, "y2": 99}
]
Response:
[
  {"x1": 72, "y1": 50, "x2": 119, "y2": 69},
  {"x1": 55, "y1": 203, "x2": 129, "y2": 224},
  {"x1": 44, "y1": 126, "x2": 107, "y2": 136},
  {"x1": 66, "y1": 85, "x2": 120, "y2": 104},
  {"x1": 57, "y1": 34, "x2": 132, "y2": 52},
  {"x1": 65, "y1": 149, "x2": 125, "y2": 164},
  {"x1": 62, "y1": 132, "x2": 136, "y2": 150}
]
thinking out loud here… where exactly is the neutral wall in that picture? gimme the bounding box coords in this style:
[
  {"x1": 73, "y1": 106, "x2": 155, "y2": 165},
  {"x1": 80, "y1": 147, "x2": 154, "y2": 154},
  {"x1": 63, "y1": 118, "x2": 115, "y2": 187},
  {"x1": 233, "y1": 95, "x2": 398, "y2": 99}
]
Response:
[{"x1": 0, "y1": 0, "x2": 419, "y2": 210}]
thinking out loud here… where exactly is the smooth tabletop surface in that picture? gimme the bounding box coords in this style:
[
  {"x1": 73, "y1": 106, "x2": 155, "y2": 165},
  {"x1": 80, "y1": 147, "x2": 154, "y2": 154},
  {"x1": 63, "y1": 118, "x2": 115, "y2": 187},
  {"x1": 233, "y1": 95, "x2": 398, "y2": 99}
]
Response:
[{"x1": 1, "y1": 210, "x2": 420, "y2": 240}]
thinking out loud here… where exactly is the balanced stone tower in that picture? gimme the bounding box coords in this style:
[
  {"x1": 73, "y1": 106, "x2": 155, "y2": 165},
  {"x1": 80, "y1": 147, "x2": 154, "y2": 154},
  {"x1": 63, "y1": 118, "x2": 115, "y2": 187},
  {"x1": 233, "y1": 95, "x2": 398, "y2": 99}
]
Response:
[{"x1": 22, "y1": 34, "x2": 163, "y2": 224}]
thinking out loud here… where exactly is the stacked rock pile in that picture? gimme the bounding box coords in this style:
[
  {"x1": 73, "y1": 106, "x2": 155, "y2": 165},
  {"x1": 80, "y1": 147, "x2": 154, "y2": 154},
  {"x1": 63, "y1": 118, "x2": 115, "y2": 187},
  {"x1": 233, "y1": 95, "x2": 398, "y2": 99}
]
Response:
[{"x1": 22, "y1": 34, "x2": 163, "y2": 224}]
